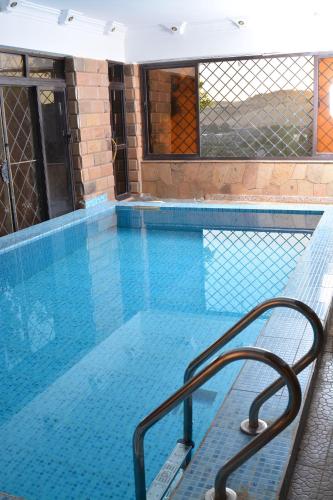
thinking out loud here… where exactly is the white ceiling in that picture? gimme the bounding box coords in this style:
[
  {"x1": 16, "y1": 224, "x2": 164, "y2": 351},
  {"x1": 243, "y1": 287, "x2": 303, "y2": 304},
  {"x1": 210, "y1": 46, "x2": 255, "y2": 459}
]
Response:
[{"x1": 34, "y1": 0, "x2": 333, "y2": 27}]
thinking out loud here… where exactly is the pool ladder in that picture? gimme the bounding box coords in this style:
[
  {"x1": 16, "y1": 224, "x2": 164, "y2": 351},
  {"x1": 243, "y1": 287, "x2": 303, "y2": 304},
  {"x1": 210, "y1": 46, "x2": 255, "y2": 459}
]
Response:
[{"x1": 133, "y1": 297, "x2": 324, "y2": 500}]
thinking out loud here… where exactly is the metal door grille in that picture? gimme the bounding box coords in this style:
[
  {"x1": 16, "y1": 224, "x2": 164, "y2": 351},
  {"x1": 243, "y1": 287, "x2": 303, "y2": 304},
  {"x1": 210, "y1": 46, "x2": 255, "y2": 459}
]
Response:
[
  {"x1": 3, "y1": 86, "x2": 43, "y2": 229},
  {"x1": 198, "y1": 55, "x2": 314, "y2": 158},
  {"x1": 0, "y1": 180, "x2": 12, "y2": 235},
  {"x1": 204, "y1": 229, "x2": 311, "y2": 314}
]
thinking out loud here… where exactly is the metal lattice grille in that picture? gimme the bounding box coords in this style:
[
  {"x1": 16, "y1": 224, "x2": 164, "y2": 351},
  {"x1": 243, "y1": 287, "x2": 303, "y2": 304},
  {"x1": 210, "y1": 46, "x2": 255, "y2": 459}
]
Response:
[
  {"x1": 40, "y1": 90, "x2": 55, "y2": 105},
  {"x1": 170, "y1": 74, "x2": 197, "y2": 153},
  {"x1": 147, "y1": 67, "x2": 198, "y2": 154},
  {"x1": 28, "y1": 57, "x2": 64, "y2": 80},
  {"x1": 317, "y1": 57, "x2": 333, "y2": 153},
  {"x1": 0, "y1": 180, "x2": 12, "y2": 236},
  {"x1": 0, "y1": 53, "x2": 24, "y2": 77},
  {"x1": 199, "y1": 56, "x2": 314, "y2": 158},
  {"x1": 0, "y1": 119, "x2": 12, "y2": 236},
  {"x1": 3, "y1": 87, "x2": 42, "y2": 230},
  {"x1": 204, "y1": 229, "x2": 311, "y2": 314}
]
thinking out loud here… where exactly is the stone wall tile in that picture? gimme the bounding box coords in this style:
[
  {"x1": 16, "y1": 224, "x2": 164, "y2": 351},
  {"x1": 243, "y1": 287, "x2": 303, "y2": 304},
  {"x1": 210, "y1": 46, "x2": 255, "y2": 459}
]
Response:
[
  {"x1": 297, "y1": 180, "x2": 314, "y2": 196},
  {"x1": 291, "y1": 164, "x2": 307, "y2": 180},
  {"x1": 280, "y1": 180, "x2": 298, "y2": 195},
  {"x1": 306, "y1": 164, "x2": 323, "y2": 183}
]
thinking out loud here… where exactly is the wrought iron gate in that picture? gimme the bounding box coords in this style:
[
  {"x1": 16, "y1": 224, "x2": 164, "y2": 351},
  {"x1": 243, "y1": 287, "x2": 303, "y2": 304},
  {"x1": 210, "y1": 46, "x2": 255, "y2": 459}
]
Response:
[{"x1": 0, "y1": 85, "x2": 74, "y2": 237}]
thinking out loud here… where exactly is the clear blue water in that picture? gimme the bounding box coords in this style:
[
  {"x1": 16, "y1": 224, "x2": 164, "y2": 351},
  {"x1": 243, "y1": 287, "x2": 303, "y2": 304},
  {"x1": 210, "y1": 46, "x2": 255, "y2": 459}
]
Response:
[{"x1": 0, "y1": 207, "x2": 319, "y2": 499}]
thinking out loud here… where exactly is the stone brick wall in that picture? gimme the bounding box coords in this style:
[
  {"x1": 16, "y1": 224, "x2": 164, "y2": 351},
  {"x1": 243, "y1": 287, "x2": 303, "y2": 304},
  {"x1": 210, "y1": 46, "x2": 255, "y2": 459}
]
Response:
[
  {"x1": 124, "y1": 64, "x2": 142, "y2": 194},
  {"x1": 65, "y1": 57, "x2": 115, "y2": 206},
  {"x1": 142, "y1": 161, "x2": 333, "y2": 202}
]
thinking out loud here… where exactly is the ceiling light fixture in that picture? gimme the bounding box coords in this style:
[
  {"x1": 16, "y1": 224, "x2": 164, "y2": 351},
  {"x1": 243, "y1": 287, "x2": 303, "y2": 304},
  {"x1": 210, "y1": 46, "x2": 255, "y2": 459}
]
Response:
[
  {"x1": 229, "y1": 17, "x2": 247, "y2": 29},
  {"x1": 104, "y1": 20, "x2": 126, "y2": 35},
  {"x1": 168, "y1": 21, "x2": 187, "y2": 35},
  {"x1": 0, "y1": 0, "x2": 20, "y2": 12},
  {"x1": 58, "y1": 9, "x2": 82, "y2": 25}
]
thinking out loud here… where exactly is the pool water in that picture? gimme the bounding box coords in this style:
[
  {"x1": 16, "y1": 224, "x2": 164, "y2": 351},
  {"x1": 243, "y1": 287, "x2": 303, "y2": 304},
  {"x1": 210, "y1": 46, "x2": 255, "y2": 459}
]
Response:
[{"x1": 0, "y1": 207, "x2": 319, "y2": 499}]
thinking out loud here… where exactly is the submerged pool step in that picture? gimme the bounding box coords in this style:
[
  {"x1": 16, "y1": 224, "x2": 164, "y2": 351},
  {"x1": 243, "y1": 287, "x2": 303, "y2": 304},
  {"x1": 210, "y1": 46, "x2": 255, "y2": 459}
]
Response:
[{"x1": 147, "y1": 442, "x2": 192, "y2": 500}]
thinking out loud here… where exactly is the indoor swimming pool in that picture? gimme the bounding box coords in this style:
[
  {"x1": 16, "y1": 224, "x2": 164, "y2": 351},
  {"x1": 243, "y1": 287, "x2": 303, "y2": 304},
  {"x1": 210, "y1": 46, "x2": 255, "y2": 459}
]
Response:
[{"x1": 0, "y1": 204, "x2": 321, "y2": 499}]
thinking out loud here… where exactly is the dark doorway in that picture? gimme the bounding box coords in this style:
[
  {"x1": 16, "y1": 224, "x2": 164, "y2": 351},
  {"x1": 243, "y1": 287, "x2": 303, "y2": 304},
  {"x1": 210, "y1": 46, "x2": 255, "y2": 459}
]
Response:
[
  {"x1": 38, "y1": 88, "x2": 73, "y2": 218},
  {"x1": 109, "y1": 63, "x2": 129, "y2": 198}
]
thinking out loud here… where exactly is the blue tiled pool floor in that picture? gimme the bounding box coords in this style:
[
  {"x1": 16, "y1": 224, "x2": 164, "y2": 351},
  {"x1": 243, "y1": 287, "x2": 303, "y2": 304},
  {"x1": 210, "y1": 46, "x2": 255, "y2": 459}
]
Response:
[{"x1": 0, "y1": 203, "x2": 325, "y2": 499}]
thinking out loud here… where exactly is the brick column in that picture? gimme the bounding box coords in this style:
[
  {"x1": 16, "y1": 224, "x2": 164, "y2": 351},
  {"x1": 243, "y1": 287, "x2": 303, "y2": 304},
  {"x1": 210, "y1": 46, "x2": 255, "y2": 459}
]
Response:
[
  {"x1": 124, "y1": 64, "x2": 143, "y2": 195},
  {"x1": 65, "y1": 57, "x2": 115, "y2": 206}
]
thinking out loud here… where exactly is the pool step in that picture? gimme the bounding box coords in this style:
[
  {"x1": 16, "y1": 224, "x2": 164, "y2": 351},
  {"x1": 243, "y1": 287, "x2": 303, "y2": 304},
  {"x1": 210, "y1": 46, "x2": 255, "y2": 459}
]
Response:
[{"x1": 147, "y1": 442, "x2": 192, "y2": 500}]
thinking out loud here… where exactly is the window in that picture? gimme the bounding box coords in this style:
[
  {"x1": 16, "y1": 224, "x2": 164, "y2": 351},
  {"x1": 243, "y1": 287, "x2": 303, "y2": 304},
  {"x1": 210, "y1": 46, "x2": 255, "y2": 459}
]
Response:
[
  {"x1": 145, "y1": 66, "x2": 198, "y2": 155},
  {"x1": 0, "y1": 51, "x2": 64, "y2": 81},
  {"x1": 200, "y1": 56, "x2": 314, "y2": 158},
  {"x1": 142, "y1": 53, "x2": 333, "y2": 160},
  {"x1": 317, "y1": 57, "x2": 333, "y2": 153},
  {"x1": 28, "y1": 56, "x2": 64, "y2": 80},
  {"x1": 0, "y1": 53, "x2": 24, "y2": 77}
]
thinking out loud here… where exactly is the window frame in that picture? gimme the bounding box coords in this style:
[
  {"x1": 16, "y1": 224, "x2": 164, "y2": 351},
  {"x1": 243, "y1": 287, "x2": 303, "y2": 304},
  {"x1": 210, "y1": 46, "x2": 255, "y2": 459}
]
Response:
[
  {"x1": 0, "y1": 47, "x2": 66, "y2": 87},
  {"x1": 141, "y1": 51, "x2": 333, "y2": 161},
  {"x1": 141, "y1": 61, "x2": 201, "y2": 160}
]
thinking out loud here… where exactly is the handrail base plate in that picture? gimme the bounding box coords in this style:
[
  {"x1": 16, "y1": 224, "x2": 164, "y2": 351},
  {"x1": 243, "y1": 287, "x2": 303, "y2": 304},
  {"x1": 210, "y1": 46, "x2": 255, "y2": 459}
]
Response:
[
  {"x1": 205, "y1": 486, "x2": 237, "y2": 500},
  {"x1": 240, "y1": 418, "x2": 268, "y2": 436}
]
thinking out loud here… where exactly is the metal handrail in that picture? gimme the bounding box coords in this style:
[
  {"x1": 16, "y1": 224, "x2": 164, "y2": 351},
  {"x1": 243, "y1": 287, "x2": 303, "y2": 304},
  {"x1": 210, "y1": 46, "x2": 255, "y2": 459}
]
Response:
[
  {"x1": 133, "y1": 346, "x2": 302, "y2": 500},
  {"x1": 182, "y1": 297, "x2": 323, "y2": 443}
]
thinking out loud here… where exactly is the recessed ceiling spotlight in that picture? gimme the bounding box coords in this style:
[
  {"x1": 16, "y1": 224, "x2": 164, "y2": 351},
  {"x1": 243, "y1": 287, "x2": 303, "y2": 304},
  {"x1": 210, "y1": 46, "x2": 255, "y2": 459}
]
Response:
[
  {"x1": 0, "y1": 0, "x2": 20, "y2": 12},
  {"x1": 229, "y1": 17, "x2": 247, "y2": 29},
  {"x1": 169, "y1": 22, "x2": 187, "y2": 35},
  {"x1": 58, "y1": 9, "x2": 82, "y2": 25},
  {"x1": 104, "y1": 21, "x2": 127, "y2": 35}
]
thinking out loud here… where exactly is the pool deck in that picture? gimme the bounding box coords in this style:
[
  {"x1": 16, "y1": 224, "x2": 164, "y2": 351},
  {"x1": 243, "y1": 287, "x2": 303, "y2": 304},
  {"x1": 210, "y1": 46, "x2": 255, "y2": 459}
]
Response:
[
  {"x1": 0, "y1": 199, "x2": 332, "y2": 499},
  {"x1": 287, "y1": 318, "x2": 333, "y2": 499}
]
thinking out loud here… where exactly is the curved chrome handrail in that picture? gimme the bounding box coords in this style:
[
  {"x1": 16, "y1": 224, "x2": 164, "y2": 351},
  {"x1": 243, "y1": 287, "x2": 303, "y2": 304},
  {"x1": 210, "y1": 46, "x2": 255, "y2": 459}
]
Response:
[
  {"x1": 182, "y1": 297, "x2": 323, "y2": 443},
  {"x1": 133, "y1": 346, "x2": 301, "y2": 500}
]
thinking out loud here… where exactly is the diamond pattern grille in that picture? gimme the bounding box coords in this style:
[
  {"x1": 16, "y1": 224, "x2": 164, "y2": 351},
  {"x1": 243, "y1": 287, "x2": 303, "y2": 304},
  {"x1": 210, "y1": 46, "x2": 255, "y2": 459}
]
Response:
[
  {"x1": 170, "y1": 74, "x2": 197, "y2": 153},
  {"x1": 317, "y1": 57, "x2": 333, "y2": 153},
  {"x1": 0, "y1": 179, "x2": 12, "y2": 236},
  {"x1": 199, "y1": 56, "x2": 314, "y2": 158},
  {"x1": 0, "y1": 53, "x2": 24, "y2": 77},
  {"x1": 3, "y1": 87, "x2": 42, "y2": 230},
  {"x1": 147, "y1": 67, "x2": 197, "y2": 154},
  {"x1": 203, "y1": 229, "x2": 311, "y2": 314},
  {"x1": 28, "y1": 57, "x2": 64, "y2": 80},
  {"x1": 0, "y1": 118, "x2": 12, "y2": 236},
  {"x1": 40, "y1": 90, "x2": 55, "y2": 105}
]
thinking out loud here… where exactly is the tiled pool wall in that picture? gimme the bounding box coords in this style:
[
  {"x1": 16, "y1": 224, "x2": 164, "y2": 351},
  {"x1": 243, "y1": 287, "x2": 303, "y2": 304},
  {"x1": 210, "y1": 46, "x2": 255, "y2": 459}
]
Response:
[{"x1": 0, "y1": 200, "x2": 332, "y2": 500}]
